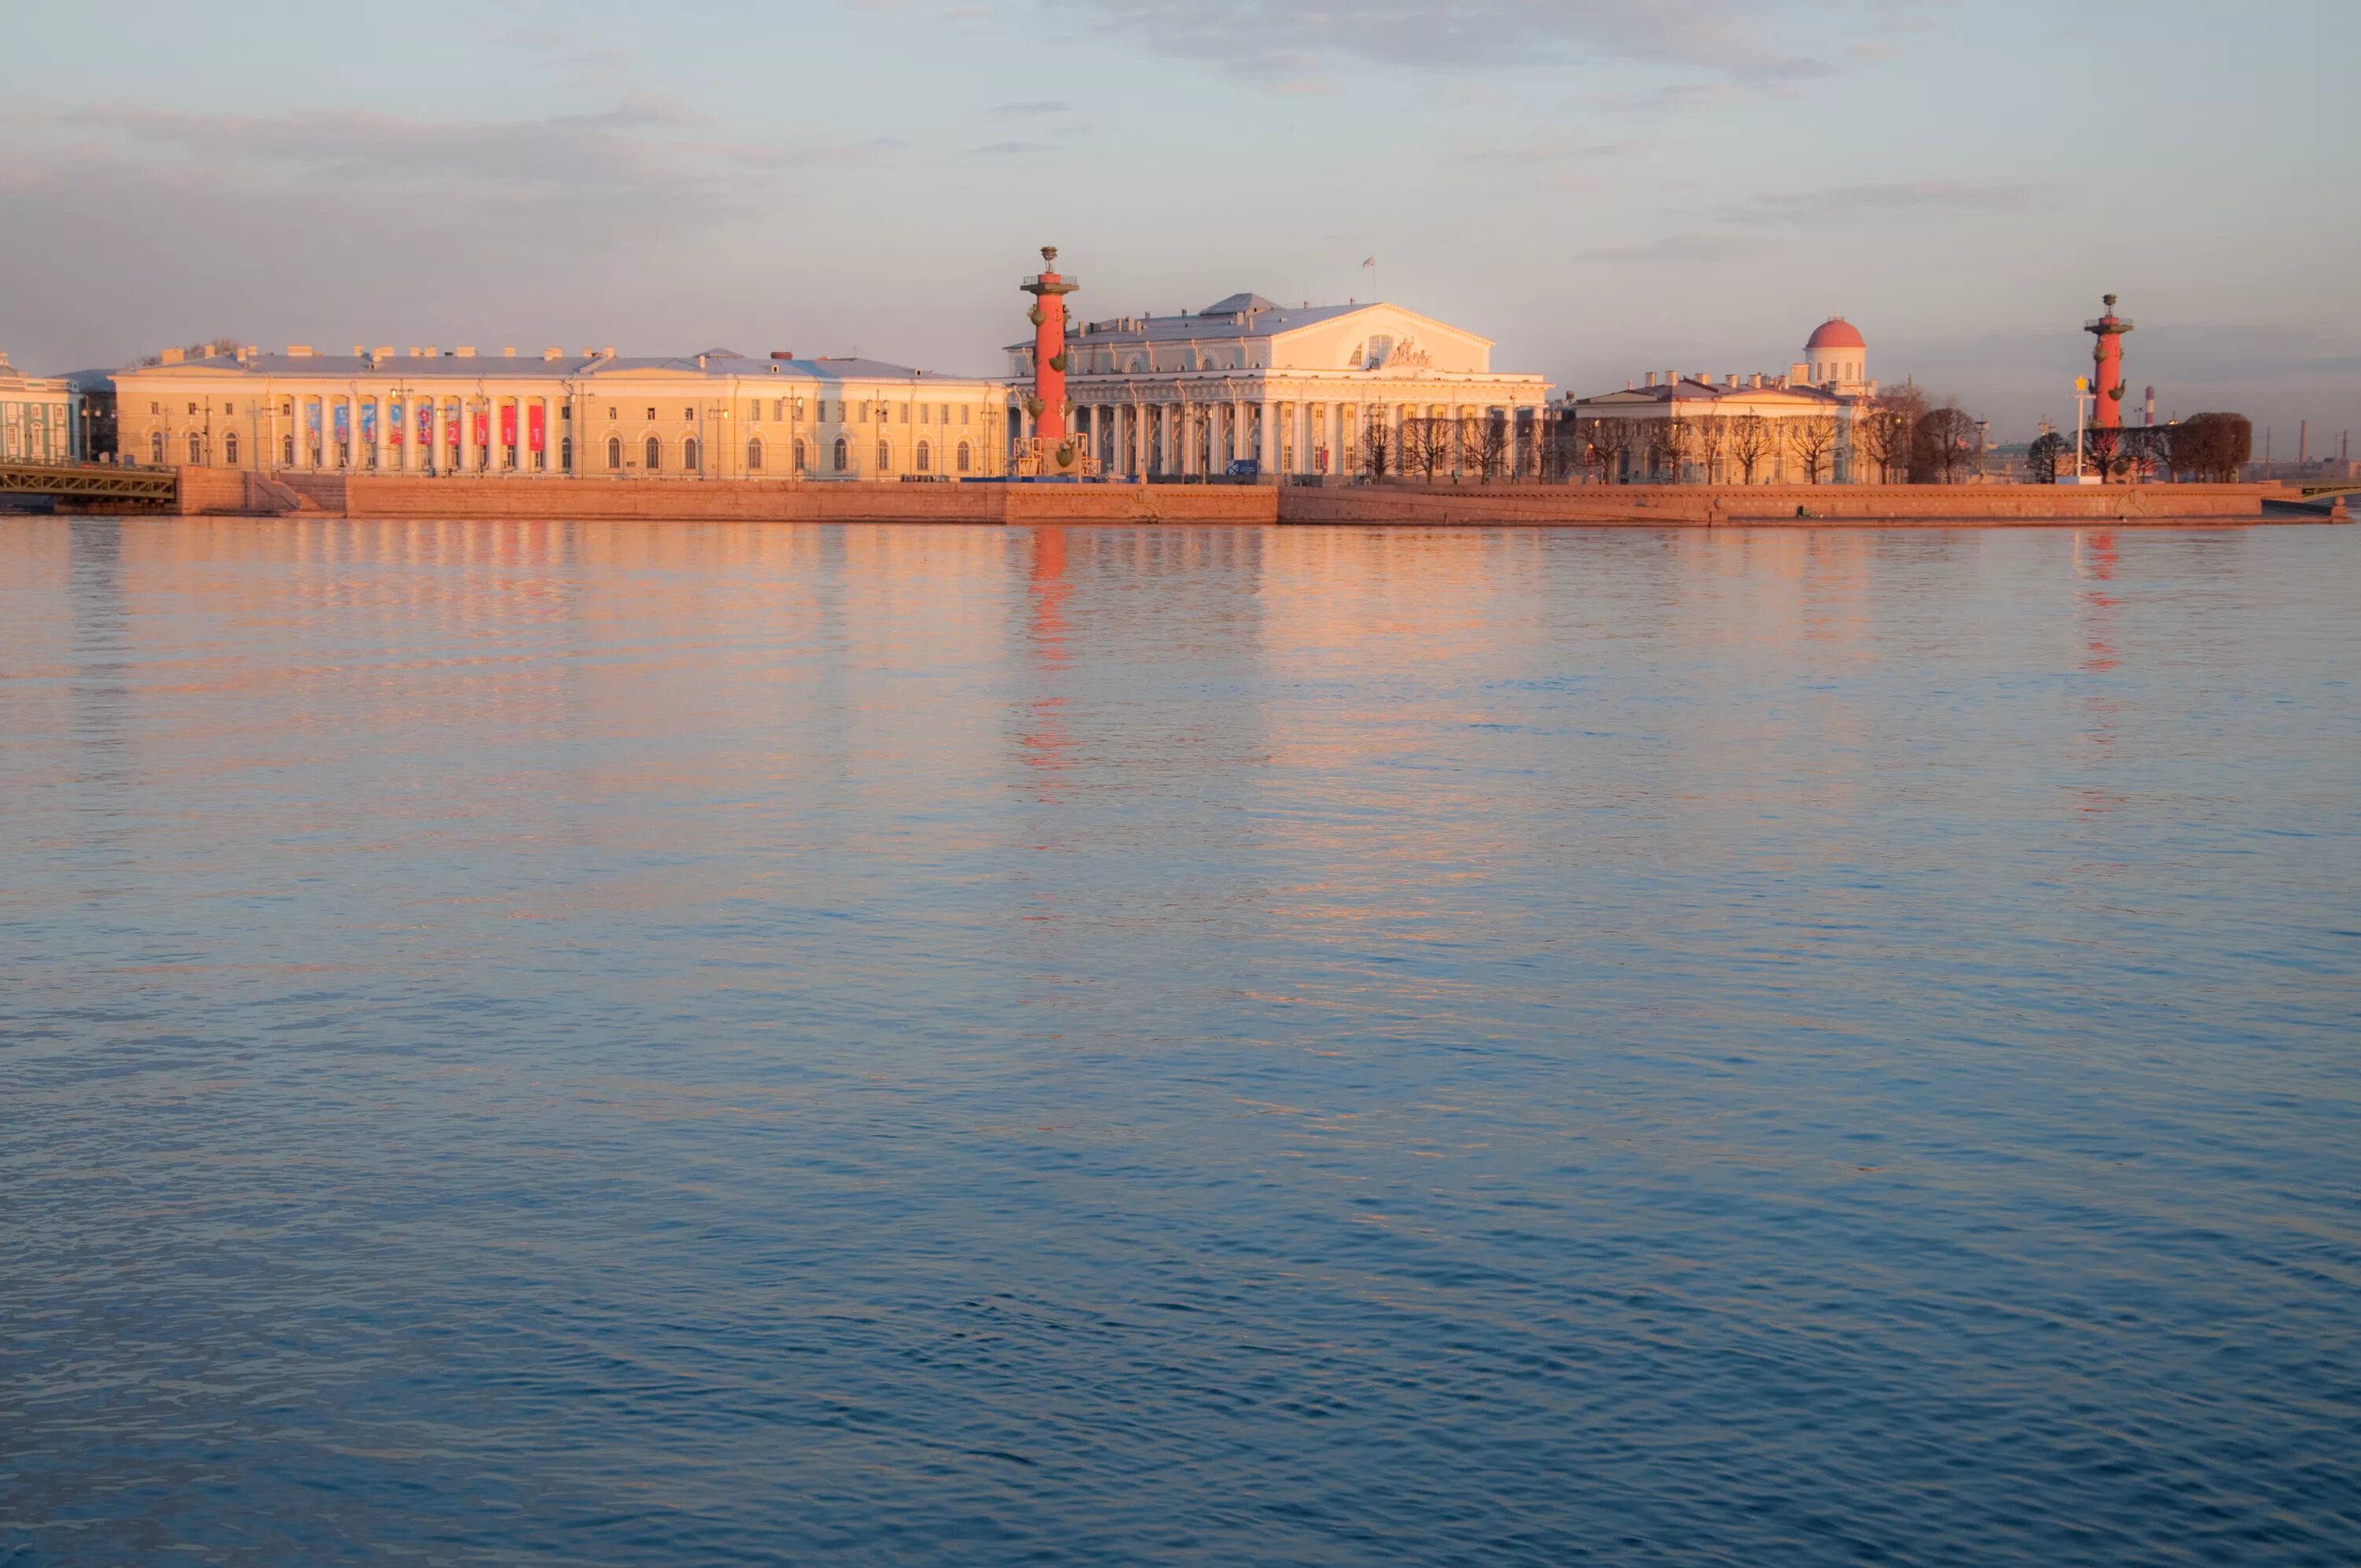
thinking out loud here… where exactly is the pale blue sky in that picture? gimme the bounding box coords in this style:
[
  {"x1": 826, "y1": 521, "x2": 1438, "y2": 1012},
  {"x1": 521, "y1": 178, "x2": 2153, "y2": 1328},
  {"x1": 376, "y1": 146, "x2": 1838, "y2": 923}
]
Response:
[{"x1": 5, "y1": 0, "x2": 2355, "y2": 442}]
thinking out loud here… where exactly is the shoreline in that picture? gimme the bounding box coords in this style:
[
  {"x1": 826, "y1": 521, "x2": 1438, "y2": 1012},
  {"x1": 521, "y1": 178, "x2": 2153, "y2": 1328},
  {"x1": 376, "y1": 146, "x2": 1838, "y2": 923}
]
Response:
[{"x1": 68, "y1": 470, "x2": 2349, "y2": 526}]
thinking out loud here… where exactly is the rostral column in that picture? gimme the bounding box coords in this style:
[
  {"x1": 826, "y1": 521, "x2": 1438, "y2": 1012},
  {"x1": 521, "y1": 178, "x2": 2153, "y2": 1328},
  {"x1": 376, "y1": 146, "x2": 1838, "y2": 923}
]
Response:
[
  {"x1": 2085, "y1": 293, "x2": 2134, "y2": 430},
  {"x1": 1020, "y1": 246, "x2": 1084, "y2": 473}
]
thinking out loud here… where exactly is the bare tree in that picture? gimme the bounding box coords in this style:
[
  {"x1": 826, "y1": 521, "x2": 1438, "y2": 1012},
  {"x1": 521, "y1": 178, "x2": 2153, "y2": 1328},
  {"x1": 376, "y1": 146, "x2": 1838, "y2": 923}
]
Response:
[
  {"x1": 1576, "y1": 415, "x2": 1639, "y2": 484},
  {"x1": 2170, "y1": 412, "x2": 2252, "y2": 481},
  {"x1": 1858, "y1": 385, "x2": 1924, "y2": 482},
  {"x1": 1646, "y1": 417, "x2": 1694, "y2": 483},
  {"x1": 1360, "y1": 412, "x2": 1395, "y2": 480},
  {"x1": 1461, "y1": 413, "x2": 1512, "y2": 482},
  {"x1": 1783, "y1": 415, "x2": 1840, "y2": 484},
  {"x1": 1401, "y1": 416, "x2": 1453, "y2": 483},
  {"x1": 1688, "y1": 413, "x2": 1728, "y2": 484},
  {"x1": 2027, "y1": 430, "x2": 2071, "y2": 483},
  {"x1": 1912, "y1": 404, "x2": 1980, "y2": 484},
  {"x1": 1728, "y1": 414, "x2": 1775, "y2": 484}
]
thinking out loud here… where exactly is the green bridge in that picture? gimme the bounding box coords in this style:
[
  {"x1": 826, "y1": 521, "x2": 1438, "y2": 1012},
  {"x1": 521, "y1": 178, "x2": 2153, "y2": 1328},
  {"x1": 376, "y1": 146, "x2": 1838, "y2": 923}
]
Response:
[{"x1": 0, "y1": 461, "x2": 177, "y2": 507}]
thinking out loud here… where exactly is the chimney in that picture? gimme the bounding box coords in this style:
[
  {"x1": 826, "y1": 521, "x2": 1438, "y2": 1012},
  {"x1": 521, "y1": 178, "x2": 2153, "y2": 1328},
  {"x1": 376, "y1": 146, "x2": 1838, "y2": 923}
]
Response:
[
  {"x1": 602, "y1": 345, "x2": 615, "y2": 359},
  {"x1": 1789, "y1": 363, "x2": 1810, "y2": 384},
  {"x1": 2300, "y1": 420, "x2": 2308, "y2": 462},
  {"x1": 2145, "y1": 386, "x2": 2156, "y2": 426},
  {"x1": 375, "y1": 345, "x2": 394, "y2": 360},
  {"x1": 286, "y1": 345, "x2": 312, "y2": 357},
  {"x1": 502, "y1": 346, "x2": 516, "y2": 358},
  {"x1": 161, "y1": 348, "x2": 184, "y2": 364},
  {"x1": 542, "y1": 347, "x2": 562, "y2": 361},
  {"x1": 352, "y1": 345, "x2": 364, "y2": 356},
  {"x1": 455, "y1": 346, "x2": 475, "y2": 358},
  {"x1": 1665, "y1": 370, "x2": 1678, "y2": 387},
  {"x1": 1750, "y1": 372, "x2": 1763, "y2": 389},
  {"x1": 1725, "y1": 374, "x2": 1738, "y2": 388},
  {"x1": 1644, "y1": 372, "x2": 1657, "y2": 388}
]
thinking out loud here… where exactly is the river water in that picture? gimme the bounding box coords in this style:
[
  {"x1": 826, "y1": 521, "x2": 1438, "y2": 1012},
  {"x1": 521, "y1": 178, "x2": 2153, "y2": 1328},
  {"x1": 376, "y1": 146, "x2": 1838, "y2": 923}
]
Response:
[{"x1": 3, "y1": 518, "x2": 2356, "y2": 1565}]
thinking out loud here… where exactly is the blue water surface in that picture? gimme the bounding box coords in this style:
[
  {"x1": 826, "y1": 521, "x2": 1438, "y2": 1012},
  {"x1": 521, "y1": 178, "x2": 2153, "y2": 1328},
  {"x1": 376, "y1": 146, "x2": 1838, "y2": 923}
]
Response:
[{"x1": 2, "y1": 519, "x2": 2356, "y2": 1565}]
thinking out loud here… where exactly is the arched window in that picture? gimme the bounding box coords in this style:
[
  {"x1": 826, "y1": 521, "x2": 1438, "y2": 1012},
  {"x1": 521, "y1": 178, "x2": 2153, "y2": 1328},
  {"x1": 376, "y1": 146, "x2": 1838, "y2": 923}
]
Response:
[
  {"x1": 645, "y1": 436, "x2": 662, "y2": 470},
  {"x1": 957, "y1": 441, "x2": 972, "y2": 474},
  {"x1": 187, "y1": 432, "x2": 203, "y2": 463},
  {"x1": 833, "y1": 437, "x2": 849, "y2": 472},
  {"x1": 793, "y1": 439, "x2": 807, "y2": 474},
  {"x1": 682, "y1": 437, "x2": 700, "y2": 473},
  {"x1": 607, "y1": 436, "x2": 622, "y2": 470},
  {"x1": 875, "y1": 441, "x2": 890, "y2": 474},
  {"x1": 150, "y1": 432, "x2": 164, "y2": 464},
  {"x1": 283, "y1": 434, "x2": 295, "y2": 467},
  {"x1": 747, "y1": 437, "x2": 763, "y2": 472},
  {"x1": 916, "y1": 441, "x2": 931, "y2": 473},
  {"x1": 224, "y1": 431, "x2": 238, "y2": 464}
]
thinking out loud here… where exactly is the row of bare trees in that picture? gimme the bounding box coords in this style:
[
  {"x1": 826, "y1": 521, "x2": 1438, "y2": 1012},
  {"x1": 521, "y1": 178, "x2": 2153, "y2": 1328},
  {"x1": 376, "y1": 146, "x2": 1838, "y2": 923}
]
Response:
[
  {"x1": 1365, "y1": 415, "x2": 1520, "y2": 482},
  {"x1": 2023, "y1": 413, "x2": 2251, "y2": 484},
  {"x1": 1557, "y1": 411, "x2": 1845, "y2": 485}
]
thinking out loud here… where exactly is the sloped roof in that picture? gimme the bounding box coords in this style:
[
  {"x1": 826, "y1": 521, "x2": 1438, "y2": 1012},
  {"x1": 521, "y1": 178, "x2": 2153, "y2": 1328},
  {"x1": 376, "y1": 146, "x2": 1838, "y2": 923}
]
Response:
[{"x1": 113, "y1": 352, "x2": 984, "y2": 386}]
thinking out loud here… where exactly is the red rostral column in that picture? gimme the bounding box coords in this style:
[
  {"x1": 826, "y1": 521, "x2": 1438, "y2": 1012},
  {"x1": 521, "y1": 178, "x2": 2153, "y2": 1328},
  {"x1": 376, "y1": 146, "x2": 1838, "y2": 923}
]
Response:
[
  {"x1": 2086, "y1": 293, "x2": 2134, "y2": 430},
  {"x1": 1021, "y1": 245, "x2": 1077, "y2": 443}
]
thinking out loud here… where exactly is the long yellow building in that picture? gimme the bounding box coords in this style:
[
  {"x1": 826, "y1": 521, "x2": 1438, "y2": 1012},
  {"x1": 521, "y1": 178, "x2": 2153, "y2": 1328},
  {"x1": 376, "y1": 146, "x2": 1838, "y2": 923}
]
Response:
[{"x1": 113, "y1": 345, "x2": 1008, "y2": 481}]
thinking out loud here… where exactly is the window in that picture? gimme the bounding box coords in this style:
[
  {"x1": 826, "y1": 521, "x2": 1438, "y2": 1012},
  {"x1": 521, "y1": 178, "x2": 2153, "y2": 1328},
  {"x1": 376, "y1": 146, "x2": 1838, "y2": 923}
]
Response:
[
  {"x1": 283, "y1": 434, "x2": 295, "y2": 466},
  {"x1": 224, "y1": 431, "x2": 238, "y2": 464},
  {"x1": 150, "y1": 401, "x2": 161, "y2": 415},
  {"x1": 150, "y1": 432, "x2": 164, "y2": 463},
  {"x1": 645, "y1": 435, "x2": 662, "y2": 470},
  {"x1": 961, "y1": 406, "x2": 970, "y2": 426},
  {"x1": 898, "y1": 404, "x2": 908, "y2": 424},
  {"x1": 683, "y1": 437, "x2": 700, "y2": 472},
  {"x1": 773, "y1": 399, "x2": 785, "y2": 422},
  {"x1": 608, "y1": 407, "x2": 617, "y2": 420},
  {"x1": 833, "y1": 437, "x2": 849, "y2": 472},
  {"x1": 607, "y1": 437, "x2": 622, "y2": 470},
  {"x1": 793, "y1": 439, "x2": 807, "y2": 473},
  {"x1": 645, "y1": 407, "x2": 656, "y2": 421},
  {"x1": 748, "y1": 437, "x2": 763, "y2": 472},
  {"x1": 187, "y1": 432, "x2": 203, "y2": 463},
  {"x1": 188, "y1": 402, "x2": 198, "y2": 415},
  {"x1": 749, "y1": 400, "x2": 762, "y2": 423},
  {"x1": 919, "y1": 404, "x2": 930, "y2": 425},
  {"x1": 916, "y1": 441, "x2": 931, "y2": 473},
  {"x1": 683, "y1": 407, "x2": 693, "y2": 420},
  {"x1": 559, "y1": 437, "x2": 572, "y2": 471},
  {"x1": 957, "y1": 441, "x2": 972, "y2": 474},
  {"x1": 875, "y1": 441, "x2": 890, "y2": 473},
  {"x1": 282, "y1": 400, "x2": 292, "y2": 416}
]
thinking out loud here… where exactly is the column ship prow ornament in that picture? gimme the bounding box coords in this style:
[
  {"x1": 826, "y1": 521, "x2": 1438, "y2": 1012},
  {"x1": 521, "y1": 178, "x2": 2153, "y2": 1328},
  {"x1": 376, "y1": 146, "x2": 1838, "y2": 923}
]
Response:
[{"x1": 1015, "y1": 245, "x2": 1098, "y2": 478}]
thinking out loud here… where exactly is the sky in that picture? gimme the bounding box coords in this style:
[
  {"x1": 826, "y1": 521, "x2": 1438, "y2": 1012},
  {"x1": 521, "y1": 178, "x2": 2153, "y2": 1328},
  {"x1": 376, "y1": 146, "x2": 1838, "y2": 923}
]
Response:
[{"x1": 4, "y1": 0, "x2": 2355, "y2": 445}]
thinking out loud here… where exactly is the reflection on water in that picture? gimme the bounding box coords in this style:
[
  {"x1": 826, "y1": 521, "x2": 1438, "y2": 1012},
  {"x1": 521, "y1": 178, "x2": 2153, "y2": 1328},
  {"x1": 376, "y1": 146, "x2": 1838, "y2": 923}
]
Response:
[{"x1": 4, "y1": 518, "x2": 2358, "y2": 1565}]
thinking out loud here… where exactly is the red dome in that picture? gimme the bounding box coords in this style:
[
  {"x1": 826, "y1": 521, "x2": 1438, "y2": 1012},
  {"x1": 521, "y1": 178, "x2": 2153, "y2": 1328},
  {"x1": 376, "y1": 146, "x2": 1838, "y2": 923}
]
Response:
[{"x1": 1806, "y1": 317, "x2": 1865, "y2": 351}]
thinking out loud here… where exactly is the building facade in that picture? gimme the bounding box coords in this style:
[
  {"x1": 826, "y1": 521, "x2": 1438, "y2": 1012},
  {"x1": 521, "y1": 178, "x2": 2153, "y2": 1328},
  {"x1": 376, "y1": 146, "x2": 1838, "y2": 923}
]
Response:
[
  {"x1": 113, "y1": 345, "x2": 1007, "y2": 481},
  {"x1": 0, "y1": 352, "x2": 85, "y2": 463},
  {"x1": 1007, "y1": 294, "x2": 1550, "y2": 479},
  {"x1": 1564, "y1": 318, "x2": 1881, "y2": 485}
]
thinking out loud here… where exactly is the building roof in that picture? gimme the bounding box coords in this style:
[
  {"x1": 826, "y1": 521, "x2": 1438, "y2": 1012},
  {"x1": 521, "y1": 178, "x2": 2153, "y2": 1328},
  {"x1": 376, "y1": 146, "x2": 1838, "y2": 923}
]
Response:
[
  {"x1": 1570, "y1": 377, "x2": 1853, "y2": 409},
  {"x1": 112, "y1": 352, "x2": 982, "y2": 385},
  {"x1": 1014, "y1": 298, "x2": 1378, "y2": 352},
  {"x1": 1806, "y1": 317, "x2": 1866, "y2": 350}
]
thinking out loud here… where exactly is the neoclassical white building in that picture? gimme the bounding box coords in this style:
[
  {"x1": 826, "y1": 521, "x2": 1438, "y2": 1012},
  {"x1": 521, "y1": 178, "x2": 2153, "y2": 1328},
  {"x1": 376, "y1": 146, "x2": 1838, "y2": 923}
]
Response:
[
  {"x1": 0, "y1": 352, "x2": 84, "y2": 463},
  {"x1": 113, "y1": 345, "x2": 1008, "y2": 481},
  {"x1": 1007, "y1": 293, "x2": 1550, "y2": 478},
  {"x1": 1563, "y1": 318, "x2": 1883, "y2": 484}
]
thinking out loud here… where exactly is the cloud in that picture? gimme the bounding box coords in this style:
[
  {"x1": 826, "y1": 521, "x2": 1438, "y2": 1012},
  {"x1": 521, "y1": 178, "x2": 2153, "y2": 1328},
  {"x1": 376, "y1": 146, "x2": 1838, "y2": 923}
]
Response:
[
  {"x1": 1041, "y1": 0, "x2": 1884, "y2": 79},
  {"x1": 990, "y1": 99, "x2": 1073, "y2": 116},
  {"x1": 1729, "y1": 179, "x2": 2056, "y2": 224}
]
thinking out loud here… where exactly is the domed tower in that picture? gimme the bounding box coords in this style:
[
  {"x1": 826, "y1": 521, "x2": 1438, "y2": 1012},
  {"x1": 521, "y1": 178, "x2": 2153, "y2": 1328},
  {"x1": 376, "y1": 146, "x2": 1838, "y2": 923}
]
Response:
[{"x1": 1805, "y1": 317, "x2": 1867, "y2": 391}]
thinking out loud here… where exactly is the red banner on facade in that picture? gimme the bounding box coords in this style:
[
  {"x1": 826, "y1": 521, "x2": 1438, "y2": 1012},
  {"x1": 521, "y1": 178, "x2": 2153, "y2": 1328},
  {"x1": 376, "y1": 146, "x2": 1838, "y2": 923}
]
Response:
[
  {"x1": 527, "y1": 403, "x2": 545, "y2": 453},
  {"x1": 472, "y1": 410, "x2": 489, "y2": 448},
  {"x1": 500, "y1": 402, "x2": 517, "y2": 450}
]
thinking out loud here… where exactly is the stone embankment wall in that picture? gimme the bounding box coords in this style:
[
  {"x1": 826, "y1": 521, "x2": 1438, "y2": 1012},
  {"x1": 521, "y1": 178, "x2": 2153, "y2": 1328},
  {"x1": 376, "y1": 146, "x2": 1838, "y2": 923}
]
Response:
[
  {"x1": 171, "y1": 470, "x2": 2303, "y2": 526},
  {"x1": 1277, "y1": 482, "x2": 2281, "y2": 526}
]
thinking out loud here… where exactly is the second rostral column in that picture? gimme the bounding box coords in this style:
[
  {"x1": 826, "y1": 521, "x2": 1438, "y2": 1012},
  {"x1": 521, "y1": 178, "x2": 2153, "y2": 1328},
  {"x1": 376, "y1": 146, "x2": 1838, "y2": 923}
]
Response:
[{"x1": 1018, "y1": 245, "x2": 1089, "y2": 476}]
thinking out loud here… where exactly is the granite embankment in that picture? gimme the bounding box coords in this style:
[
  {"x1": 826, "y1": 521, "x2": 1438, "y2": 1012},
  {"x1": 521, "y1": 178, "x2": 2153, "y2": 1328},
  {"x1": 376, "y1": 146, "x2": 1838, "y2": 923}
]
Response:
[{"x1": 170, "y1": 469, "x2": 2318, "y2": 526}]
